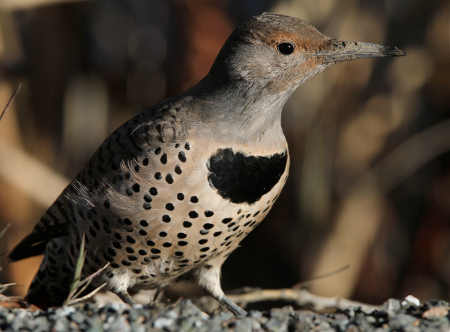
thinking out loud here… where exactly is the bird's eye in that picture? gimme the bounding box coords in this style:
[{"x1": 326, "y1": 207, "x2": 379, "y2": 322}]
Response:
[{"x1": 277, "y1": 42, "x2": 295, "y2": 55}]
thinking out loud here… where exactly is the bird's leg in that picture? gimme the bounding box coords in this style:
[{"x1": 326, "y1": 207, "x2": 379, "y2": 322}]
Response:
[
  {"x1": 114, "y1": 290, "x2": 135, "y2": 305},
  {"x1": 195, "y1": 261, "x2": 247, "y2": 317},
  {"x1": 153, "y1": 287, "x2": 164, "y2": 302}
]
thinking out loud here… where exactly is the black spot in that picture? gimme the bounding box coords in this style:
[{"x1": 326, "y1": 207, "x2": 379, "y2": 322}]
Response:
[
  {"x1": 175, "y1": 251, "x2": 183, "y2": 256},
  {"x1": 213, "y1": 231, "x2": 222, "y2": 237},
  {"x1": 107, "y1": 248, "x2": 116, "y2": 256},
  {"x1": 140, "y1": 220, "x2": 149, "y2": 227},
  {"x1": 134, "y1": 165, "x2": 140, "y2": 172},
  {"x1": 222, "y1": 218, "x2": 232, "y2": 224},
  {"x1": 175, "y1": 143, "x2": 180, "y2": 148},
  {"x1": 114, "y1": 233, "x2": 122, "y2": 240},
  {"x1": 183, "y1": 221, "x2": 192, "y2": 228},
  {"x1": 142, "y1": 158, "x2": 149, "y2": 166},
  {"x1": 178, "y1": 241, "x2": 188, "y2": 246},
  {"x1": 132, "y1": 183, "x2": 140, "y2": 193},
  {"x1": 174, "y1": 165, "x2": 182, "y2": 174},
  {"x1": 139, "y1": 229, "x2": 147, "y2": 236},
  {"x1": 207, "y1": 149, "x2": 287, "y2": 204},
  {"x1": 177, "y1": 193, "x2": 184, "y2": 200},
  {"x1": 162, "y1": 215, "x2": 171, "y2": 223},
  {"x1": 144, "y1": 194, "x2": 152, "y2": 202},
  {"x1": 151, "y1": 248, "x2": 161, "y2": 254},
  {"x1": 185, "y1": 142, "x2": 190, "y2": 150},
  {"x1": 253, "y1": 211, "x2": 260, "y2": 217},
  {"x1": 232, "y1": 226, "x2": 239, "y2": 231},
  {"x1": 93, "y1": 220, "x2": 100, "y2": 230},
  {"x1": 203, "y1": 223, "x2": 214, "y2": 230},
  {"x1": 154, "y1": 172, "x2": 162, "y2": 180},
  {"x1": 177, "y1": 233, "x2": 187, "y2": 239},
  {"x1": 228, "y1": 222, "x2": 236, "y2": 228},
  {"x1": 147, "y1": 240, "x2": 155, "y2": 246},
  {"x1": 126, "y1": 236, "x2": 136, "y2": 244},
  {"x1": 166, "y1": 203, "x2": 175, "y2": 211},
  {"x1": 126, "y1": 188, "x2": 133, "y2": 196},
  {"x1": 113, "y1": 241, "x2": 121, "y2": 249},
  {"x1": 155, "y1": 147, "x2": 161, "y2": 155},
  {"x1": 200, "y1": 247, "x2": 210, "y2": 252},
  {"x1": 199, "y1": 239, "x2": 208, "y2": 245},
  {"x1": 166, "y1": 174, "x2": 174, "y2": 184},
  {"x1": 178, "y1": 151, "x2": 187, "y2": 162},
  {"x1": 121, "y1": 260, "x2": 131, "y2": 266},
  {"x1": 159, "y1": 231, "x2": 167, "y2": 237},
  {"x1": 123, "y1": 218, "x2": 132, "y2": 226},
  {"x1": 138, "y1": 250, "x2": 147, "y2": 255},
  {"x1": 132, "y1": 269, "x2": 141, "y2": 274},
  {"x1": 160, "y1": 154, "x2": 167, "y2": 164},
  {"x1": 149, "y1": 187, "x2": 158, "y2": 195},
  {"x1": 111, "y1": 263, "x2": 120, "y2": 268},
  {"x1": 190, "y1": 196, "x2": 199, "y2": 203},
  {"x1": 143, "y1": 203, "x2": 152, "y2": 210},
  {"x1": 125, "y1": 172, "x2": 131, "y2": 180},
  {"x1": 204, "y1": 210, "x2": 214, "y2": 217},
  {"x1": 199, "y1": 254, "x2": 207, "y2": 258},
  {"x1": 189, "y1": 211, "x2": 198, "y2": 218},
  {"x1": 163, "y1": 242, "x2": 172, "y2": 248},
  {"x1": 126, "y1": 247, "x2": 134, "y2": 253}
]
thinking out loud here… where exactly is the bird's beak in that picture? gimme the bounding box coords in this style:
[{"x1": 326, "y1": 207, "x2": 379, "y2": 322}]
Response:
[{"x1": 316, "y1": 40, "x2": 406, "y2": 64}]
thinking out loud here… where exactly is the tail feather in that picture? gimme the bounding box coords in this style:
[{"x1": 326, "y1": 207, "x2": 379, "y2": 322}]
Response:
[
  {"x1": 9, "y1": 234, "x2": 48, "y2": 261},
  {"x1": 9, "y1": 221, "x2": 68, "y2": 262}
]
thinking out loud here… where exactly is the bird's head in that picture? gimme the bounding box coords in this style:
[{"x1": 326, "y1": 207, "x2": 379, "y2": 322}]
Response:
[{"x1": 210, "y1": 13, "x2": 405, "y2": 96}]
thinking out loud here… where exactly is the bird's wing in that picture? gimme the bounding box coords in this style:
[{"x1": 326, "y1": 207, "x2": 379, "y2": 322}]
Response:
[{"x1": 9, "y1": 97, "x2": 192, "y2": 261}]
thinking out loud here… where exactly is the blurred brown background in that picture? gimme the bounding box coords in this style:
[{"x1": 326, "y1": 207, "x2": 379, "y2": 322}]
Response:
[{"x1": 0, "y1": 0, "x2": 449, "y2": 305}]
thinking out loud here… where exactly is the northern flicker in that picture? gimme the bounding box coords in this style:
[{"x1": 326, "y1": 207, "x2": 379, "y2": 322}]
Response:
[{"x1": 9, "y1": 13, "x2": 404, "y2": 316}]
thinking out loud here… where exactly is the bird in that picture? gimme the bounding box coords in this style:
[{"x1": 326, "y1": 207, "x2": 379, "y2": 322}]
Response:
[{"x1": 9, "y1": 12, "x2": 404, "y2": 316}]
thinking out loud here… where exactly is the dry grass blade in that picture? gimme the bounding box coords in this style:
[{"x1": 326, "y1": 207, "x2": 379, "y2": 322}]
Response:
[
  {"x1": 71, "y1": 263, "x2": 110, "y2": 301},
  {"x1": 0, "y1": 83, "x2": 21, "y2": 122},
  {"x1": 64, "y1": 234, "x2": 110, "y2": 306},
  {"x1": 0, "y1": 224, "x2": 10, "y2": 240},
  {"x1": 0, "y1": 283, "x2": 16, "y2": 294},
  {"x1": 64, "y1": 233, "x2": 87, "y2": 304},
  {"x1": 0, "y1": 224, "x2": 11, "y2": 276},
  {"x1": 293, "y1": 265, "x2": 351, "y2": 288},
  {"x1": 66, "y1": 282, "x2": 107, "y2": 306}
]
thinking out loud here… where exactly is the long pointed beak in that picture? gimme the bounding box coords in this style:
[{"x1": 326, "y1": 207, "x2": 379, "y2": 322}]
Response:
[{"x1": 317, "y1": 40, "x2": 406, "y2": 64}]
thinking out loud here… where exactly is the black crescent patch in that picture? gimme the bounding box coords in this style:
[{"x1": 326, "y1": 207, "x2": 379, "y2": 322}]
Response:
[{"x1": 207, "y1": 148, "x2": 288, "y2": 204}]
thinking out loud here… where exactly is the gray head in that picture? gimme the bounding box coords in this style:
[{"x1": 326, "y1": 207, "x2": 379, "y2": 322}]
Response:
[
  {"x1": 209, "y1": 12, "x2": 404, "y2": 95},
  {"x1": 196, "y1": 13, "x2": 404, "y2": 144}
]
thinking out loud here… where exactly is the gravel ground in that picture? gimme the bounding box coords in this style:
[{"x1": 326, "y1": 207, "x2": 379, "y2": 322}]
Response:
[{"x1": 0, "y1": 297, "x2": 448, "y2": 331}]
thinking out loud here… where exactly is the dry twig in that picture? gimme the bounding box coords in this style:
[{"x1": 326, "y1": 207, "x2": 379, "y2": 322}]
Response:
[{"x1": 229, "y1": 288, "x2": 380, "y2": 313}]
